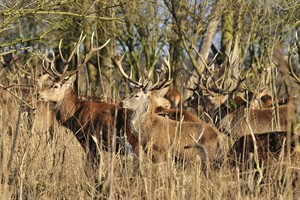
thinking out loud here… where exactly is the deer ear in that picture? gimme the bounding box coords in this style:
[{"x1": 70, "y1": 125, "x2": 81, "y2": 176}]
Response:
[
  {"x1": 207, "y1": 94, "x2": 228, "y2": 106},
  {"x1": 144, "y1": 81, "x2": 153, "y2": 93},
  {"x1": 129, "y1": 82, "x2": 140, "y2": 91},
  {"x1": 65, "y1": 74, "x2": 77, "y2": 84},
  {"x1": 151, "y1": 86, "x2": 170, "y2": 98}
]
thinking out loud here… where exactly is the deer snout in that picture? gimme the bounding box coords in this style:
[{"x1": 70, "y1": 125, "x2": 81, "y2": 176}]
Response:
[{"x1": 119, "y1": 101, "x2": 124, "y2": 107}]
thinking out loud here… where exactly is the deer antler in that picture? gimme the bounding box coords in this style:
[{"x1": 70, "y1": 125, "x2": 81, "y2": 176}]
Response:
[
  {"x1": 199, "y1": 69, "x2": 245, "y2": 98},
  {"x1": 151, "y1": 53, "x2": 173, "y2": 91},
  {"x1": 59, "y1": 31, "x2": 86, "y2": 75},
  {"x1": 41, "y1": 50, "x2": 59, "y2": 78},
  {"x1": 113, "y1": 53, "x2": 141, "y2": 87},
  {"x1": 40, "y1": 32, "x2": 110, "y2": 80},
  {"x1": 60, "y1": 32, "x2": 111, "y2": 80},
  {"x1": 114, "y1": 52, "x2": 173, "y2": 91}
]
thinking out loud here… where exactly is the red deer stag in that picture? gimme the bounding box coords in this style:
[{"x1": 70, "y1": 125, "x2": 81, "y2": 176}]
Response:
[
  {"x1": 113, "y1": 54, "x2": 208, "y2": 124},
  {"x1": 37, "y1": 34, "x2": 135, "y2": 168},
  {"x1": 222, "y1": 41, "x2": 300, "y2": 141},
  {"x1": 218, "y1": 96, "x2": 296, "y2": 141},
  {"x1": 219, "y1": 43, "x2": 300, "y2": 171},
  {"x1": 182, "y1": 65, "x2": 300, "y2": 162},
  {"x1": 228, "y1": 131, "x2": 296, "y2": 169},
  {"x1": 185, "y1": 71, "x2": 246, "y2": 124},
  {"x1": 189, "y1": 72, "x2": 297, "y2": 142},
  {"x1": 116, "y1": 54, "x2": 224, "y2": 169}
]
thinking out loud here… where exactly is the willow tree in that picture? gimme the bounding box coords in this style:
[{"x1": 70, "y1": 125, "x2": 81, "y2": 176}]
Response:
[{"x1": 114, "y1": 0, "x2": 169, "y2": 83}]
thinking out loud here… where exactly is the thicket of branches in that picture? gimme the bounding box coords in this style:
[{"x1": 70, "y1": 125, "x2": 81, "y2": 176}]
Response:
[{"x1": 0, "y1": 0, "x2": 299, "y2": 98}]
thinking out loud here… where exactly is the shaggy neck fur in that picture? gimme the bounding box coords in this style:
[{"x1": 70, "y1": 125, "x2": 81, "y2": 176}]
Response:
[
  {"x1": 129, "y1": 97, "x2": 154, "y2": 137},
  {"x1": 55, "y1": 88, "x2": 81, "y2": 124}
]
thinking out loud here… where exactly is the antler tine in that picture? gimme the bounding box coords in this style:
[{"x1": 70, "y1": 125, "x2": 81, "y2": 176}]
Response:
[
  {"x1": 151, "y1": 53, "x2": 173, "y2": 90},
  {"x1": 40, "y1": 50, "x2": 60, "y2": 78},
  {"x1": 42, "y1": 60, "x2": 56, "y2": 78},
  {"x1": 113, "y1": 53, "x2": 141, "y2": 87},
  {"x1": 142, "y1": 77, "x2": 151, "y2": 89},
  {"x1": 48, "y1": 50, "x2": 64, "y2": 77},
  {"x1": 200, "y1": 74, "x2": 233, "y2": 97},
  {"x1": 151, "y1": 73, "x2": 161, "y2": 89},
  {"x1": 59, "y1": 39, "x2": 66, "y2": 63},
  {"x1": 162, "y1": 53, "x2": 173, "y2": 87},
  {"x1": 199, "y1": 75, "x2": 219, "y2": 97},
  {"x1": 77, "y1": 33, "x2": 110, "y2": 71},
  {"x1": 229, "y1": 71, "x2": 246, "y2": 92},
  {"x1": 163, "y1": 52, "x2": 172, "y2": 81},
  {"x1": 199, "y1": 60, "x2": 246, "y2": 97},
  {"x1": 59, "y1": 32, "x2": 86, "y2": 75},
  {"x1": 60, "y1": 33, "x2": 111, "y2": 79}
]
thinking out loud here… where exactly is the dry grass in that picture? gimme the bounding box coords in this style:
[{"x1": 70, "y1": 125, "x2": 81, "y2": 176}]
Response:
[{"x1": 1, "y1": 89, "x2": 300, "y2": 200}]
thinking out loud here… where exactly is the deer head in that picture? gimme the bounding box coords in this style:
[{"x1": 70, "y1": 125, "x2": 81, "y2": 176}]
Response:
[
  {"x1": 37, "y1": 32, "x2": 110, "y2": 102},
  {"x1": 38, "y1": 74, "x2": 77, "y2": 102},
  {"x1": 114, "y1": 52, "x2": 173, "y2": 110},
  {"x1": 119, "y1": 84, "x2": 171, "y2": 111}
]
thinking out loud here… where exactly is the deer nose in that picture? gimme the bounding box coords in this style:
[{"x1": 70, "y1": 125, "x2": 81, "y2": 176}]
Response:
[{"x1": 119, "y1": 101, "x2": 124, "y2": 107}]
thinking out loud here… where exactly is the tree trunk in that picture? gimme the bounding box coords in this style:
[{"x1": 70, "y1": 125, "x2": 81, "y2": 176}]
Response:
[{"x1": 197, "y1": 0, "x2": 226, "y2": 73}]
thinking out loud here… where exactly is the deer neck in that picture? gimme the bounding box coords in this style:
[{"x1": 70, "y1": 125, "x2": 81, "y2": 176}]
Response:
[
  {"x1": 55, "y1": 88, "x2": 81, "y2": 124},
  {"x1": 130, "y1": 98, "x2": 155, "y2": 136}
]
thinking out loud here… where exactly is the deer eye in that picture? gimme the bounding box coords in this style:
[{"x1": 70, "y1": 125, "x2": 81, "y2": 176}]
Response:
[
  {"x1": 52, "y1": 84, "x2": 59, "y2": 89},
  {"x1": 134, "y1": 95, "x2": 139, "y2": 98}
]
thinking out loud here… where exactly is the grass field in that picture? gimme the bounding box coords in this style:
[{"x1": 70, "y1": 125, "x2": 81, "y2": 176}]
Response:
[{"x1": 1, "y1": 88, "x2": 300, "y2": 200}]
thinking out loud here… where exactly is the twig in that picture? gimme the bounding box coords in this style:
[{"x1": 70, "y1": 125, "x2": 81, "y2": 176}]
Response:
[
  {"x1": 245, "y1": 118, "x2": 263, "y2": 185},
  {"x1": 0, "y1": 83, "x2": 34, "y2": 110}
]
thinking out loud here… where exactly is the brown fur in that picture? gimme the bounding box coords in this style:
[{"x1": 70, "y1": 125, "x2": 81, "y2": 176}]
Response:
[
  {"x1": 261, "y1": 95, "x2": 299, "y2": 108},
  {"x1": 260, "y1": 94, "x2": 273, "y2": 108},
  {"x1": 37, "y1": 74, "x2": 136, "y2": 167},
  {"x1": 228, "y1": 131, "x2": 298, "y2": 169},
  {"x1": 120, "y1": 88, "x2": 224, "y2": 166},
  {"x1": 58, "y1": 89, "x2": 135, "y2": 163},
  {"x1": 165, "y1": 88, "x2": 181, "y2": 108},
  {"x1": 36, "y1": 74, "x2": 216, "y2": 165},
  {"x1": 220, "y1": 104, "x2": 295, "y2": 140},
  {"x1": 155, "y1": 106, "x2": 205, "y2": 123}
]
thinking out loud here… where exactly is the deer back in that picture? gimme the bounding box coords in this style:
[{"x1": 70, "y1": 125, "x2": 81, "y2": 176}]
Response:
[{"x1": 220, "y1": 104, "x2": 295, "y2": 140}]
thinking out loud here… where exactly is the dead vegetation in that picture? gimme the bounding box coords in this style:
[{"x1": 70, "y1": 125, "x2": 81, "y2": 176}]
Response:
[{"x1": 1, "y1": 82, "x2": 300, "y2": 199}]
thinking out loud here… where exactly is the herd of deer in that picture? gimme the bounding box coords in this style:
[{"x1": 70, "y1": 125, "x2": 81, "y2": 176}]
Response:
[{"x1": 10, "y1": 34, "x2": 300, "y2": 173}]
